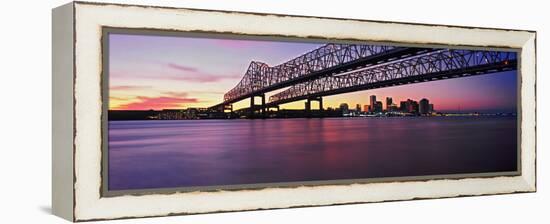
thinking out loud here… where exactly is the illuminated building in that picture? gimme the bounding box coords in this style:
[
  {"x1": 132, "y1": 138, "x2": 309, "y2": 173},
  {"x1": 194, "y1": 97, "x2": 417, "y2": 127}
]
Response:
[
  {"x1": 419, "y1": 98, "x2": 430, "y2": 115},
  {"x1": 339, "y1": 103, "x2": 349, "y2": 114},
  {"x1": 386, "y1": 97, "x2": 393, "y2": 110}
]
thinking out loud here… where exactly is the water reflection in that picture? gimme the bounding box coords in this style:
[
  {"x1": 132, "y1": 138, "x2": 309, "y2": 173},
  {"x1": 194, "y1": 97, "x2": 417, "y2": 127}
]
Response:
[{"x1": 108, "y1": 117, "x2": 517, "y2": 190}]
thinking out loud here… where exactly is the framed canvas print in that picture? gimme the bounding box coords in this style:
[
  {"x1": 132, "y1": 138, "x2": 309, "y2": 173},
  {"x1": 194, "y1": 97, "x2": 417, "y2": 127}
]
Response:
[{"x1": 52, "y1": 1, "x2": 537, "y2": 222}]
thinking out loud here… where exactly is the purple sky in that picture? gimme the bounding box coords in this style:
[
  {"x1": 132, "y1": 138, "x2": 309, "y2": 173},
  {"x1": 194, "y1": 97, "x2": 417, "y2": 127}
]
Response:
[{"x1": 109, "y1": 33, "x2": 517, "y2": 113}]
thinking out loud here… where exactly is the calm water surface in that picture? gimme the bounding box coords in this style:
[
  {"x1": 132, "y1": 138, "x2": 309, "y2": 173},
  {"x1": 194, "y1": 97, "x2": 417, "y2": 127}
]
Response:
[{"x1": 108, "y1": 117, "x2": 517, "y2": 190}]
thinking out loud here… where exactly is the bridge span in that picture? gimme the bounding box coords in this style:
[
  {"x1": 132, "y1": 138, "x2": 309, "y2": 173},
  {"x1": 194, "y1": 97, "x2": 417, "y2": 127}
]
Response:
[
  {"x1": 209, "y1": 43, "x2": 433, "y2": 110},
  {"x1": 209, "y1": 44, "x2": 517, "y2": 118},
  {"x1": 267, "y1": 49, "x2": 517, "y2": 108}
]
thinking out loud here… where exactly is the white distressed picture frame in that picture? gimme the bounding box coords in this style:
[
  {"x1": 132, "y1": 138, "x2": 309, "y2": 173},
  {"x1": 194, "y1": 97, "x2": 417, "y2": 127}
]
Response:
[{"x1": 52, "y1": 1, "x2": 536, "y2": 222}]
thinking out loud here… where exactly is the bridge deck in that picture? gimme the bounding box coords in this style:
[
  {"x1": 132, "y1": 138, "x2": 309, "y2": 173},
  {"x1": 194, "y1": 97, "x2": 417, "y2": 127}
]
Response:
[
  {"x1": 268, "y1": 49, "x2": 517, "y2": 106},
  {"x1": 210, "y1": 45, "x2": 433, "y2": 109},
  {"x1": 266, "y1": 60, "x2": 516, "y2": 107}
]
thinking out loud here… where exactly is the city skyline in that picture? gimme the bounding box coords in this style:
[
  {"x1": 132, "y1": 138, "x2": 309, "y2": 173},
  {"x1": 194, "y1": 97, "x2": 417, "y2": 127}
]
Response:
[{"x1": 109, "y1": 34, "x2": 517, "y2": 113}]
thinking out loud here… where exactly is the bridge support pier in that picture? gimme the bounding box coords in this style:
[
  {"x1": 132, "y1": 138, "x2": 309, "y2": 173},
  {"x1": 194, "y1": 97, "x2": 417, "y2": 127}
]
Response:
[
  {"x1": 222, "y1": 104, "x2": 233, "y2": 119},
  {"x1": 223, "y1": 104, "x2": 233, "y2": 113},
  {"x1": 268, "y1": 105, "x2": 279, "y2": 112},
  {"x1": 249, "y1": 94, "x2": 266, "y2": 119},
  {"x1": 250, "y1": 96, "x2": 255, "y2": 118},
  {"x1": 305, "y1": 97, "x2": 323, "y2": 118},
  {"x1": 261, "y1": 95, "x2": 266, "y2": 116},
  {"x1": 267, "y1": 105, "x2": 279, "y2": 118}
]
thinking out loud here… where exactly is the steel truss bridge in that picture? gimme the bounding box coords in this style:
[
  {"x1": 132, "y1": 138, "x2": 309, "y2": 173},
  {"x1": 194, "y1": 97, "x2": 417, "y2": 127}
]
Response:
[{"x1": 209, "y1": 43, "x2": 517, "y2": 118}]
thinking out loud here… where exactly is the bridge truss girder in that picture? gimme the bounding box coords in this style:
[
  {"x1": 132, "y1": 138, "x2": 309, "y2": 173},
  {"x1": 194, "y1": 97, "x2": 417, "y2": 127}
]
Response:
[
  {"x1": 221, "y1": 43, "x2": 430, "y2": 105},
  {"x1": 268, "y1": 49, "x2": 517, "y2": 106}
]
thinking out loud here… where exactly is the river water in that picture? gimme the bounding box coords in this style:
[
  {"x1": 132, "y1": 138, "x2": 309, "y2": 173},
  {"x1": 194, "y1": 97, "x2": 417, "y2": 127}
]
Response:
[{"x1": 108, "y1": 116, "x2": 517, "y2": 190}]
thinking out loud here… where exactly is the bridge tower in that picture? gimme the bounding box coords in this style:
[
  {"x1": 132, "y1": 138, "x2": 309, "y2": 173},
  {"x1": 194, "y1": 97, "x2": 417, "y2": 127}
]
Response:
[
  {"x1": 305, "y1": 96, "x2": 323, "y2": 118},
  {"x1": 249, "y1": 94, "x2": 266, "y2": 119}
]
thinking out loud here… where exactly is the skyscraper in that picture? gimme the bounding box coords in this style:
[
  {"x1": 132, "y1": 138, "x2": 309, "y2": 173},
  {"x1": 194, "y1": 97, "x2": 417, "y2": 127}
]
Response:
[
  {"x1": 374, "y1": 101, "x2": 383, "y2": 113},
  {"x1": 419, "y1": 98, "x2": 430, "y2": 115},
  {"x1": 386, "y1": 97, "x2": 393, "y2": 111},
  {"x1": 400, "y1": 101, "x2": 408, "y2": 112},
  {"x1": 400, "y1": 99, "x2": 419, "y2": 114},
  {"x1": 411, "y1": 100, "x2": 419, "y2": 114},
  {"x1": 369, "y1": 95, "x2": 376, "y2": 112}
]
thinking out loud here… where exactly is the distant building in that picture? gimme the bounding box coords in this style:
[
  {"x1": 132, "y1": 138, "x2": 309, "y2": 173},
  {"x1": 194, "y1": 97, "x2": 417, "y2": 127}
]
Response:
[
  {"x1": 185, "y1": 108, "x2": 199, "y2": 119},
  {"x1": 400, "y1": 99, "x2": 419, "y2": 114},
  {"x1": 108, "y1": 110, "x2": 159, "y2": 120},
  {"x1": 363, "y1": 105, "x2": 370, "y2": 112},
  {"x1": 387, "y1": 104, "x2": 399, "y2": 112},
  {"x1": 369, "y1": 95, "x2": 376, "y2": 112},
  {"x1": 410, "y1": 100, "x2": 419, "y2": 114},
  {"x1": 429, "y1": 104, "x2": 434, "y2": 113},
  {"x1": 419, "y1": 98, "x2": 430, "y2": 115},
  {"x1": 339, "y1": 103, "x2": 349, "y2": 114},
  {"x1": 400, "y1": 101, "x2": 408, "y2": 113},
  {"x1": 196, "y1": 108, "x2": 209, "y2": 119},
  {"x1": 355, "y1": 104, "x2": 362, "y2": 113},
  {"x1": 386, "y1": 97, "x2": 393, "y2": 111},
  {"x1": 373, "y1": 101, "x2": 383, "y2": 113},
  {"x1": 159, "y1": 109, "x2": 185, "y2": 120}
]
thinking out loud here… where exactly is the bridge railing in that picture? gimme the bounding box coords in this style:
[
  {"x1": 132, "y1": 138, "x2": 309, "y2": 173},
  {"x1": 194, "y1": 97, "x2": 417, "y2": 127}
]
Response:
[
  {"x1": 268, "y1": 49, "x2": 517, "y2": 104},
  {"x1": 223, "y1": 43, "x2": 400, "y2": 102}
]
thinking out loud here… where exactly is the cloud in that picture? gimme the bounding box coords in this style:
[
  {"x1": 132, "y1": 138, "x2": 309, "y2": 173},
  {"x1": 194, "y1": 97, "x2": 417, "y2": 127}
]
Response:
[
  {"x1": 187, "y1": 90, "x2": 226, "y2": 95},
  {"x1": 114, "y1": 92, "x2": 199, "y2": 110},
  {"x1": 161, "y1": 91, "x2": 189, "y2": 97},
  {"x1": 110, "y1": 85, "x2": 152, "y2": 91},
  {"x1": 166, "y1": 63, "x2": 198, "y2": 72},
  {"x1": 165, "y1": 63, "x2": 241, "y2": 83},
  {"x1": 110, "y1": 64, "x2": 242, "y2": 83},
  {"x1": 109, "y1": 96, "x2": 131, "y2": 101},
  {"x1": 168, "y1": 74, "x2": 239, "y2": 83}
]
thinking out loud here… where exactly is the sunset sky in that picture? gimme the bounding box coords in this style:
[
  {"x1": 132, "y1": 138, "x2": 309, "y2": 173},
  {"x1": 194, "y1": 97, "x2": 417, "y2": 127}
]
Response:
[{"x1": 109, "y1": 33, "x2": 517, "y2": 113}]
